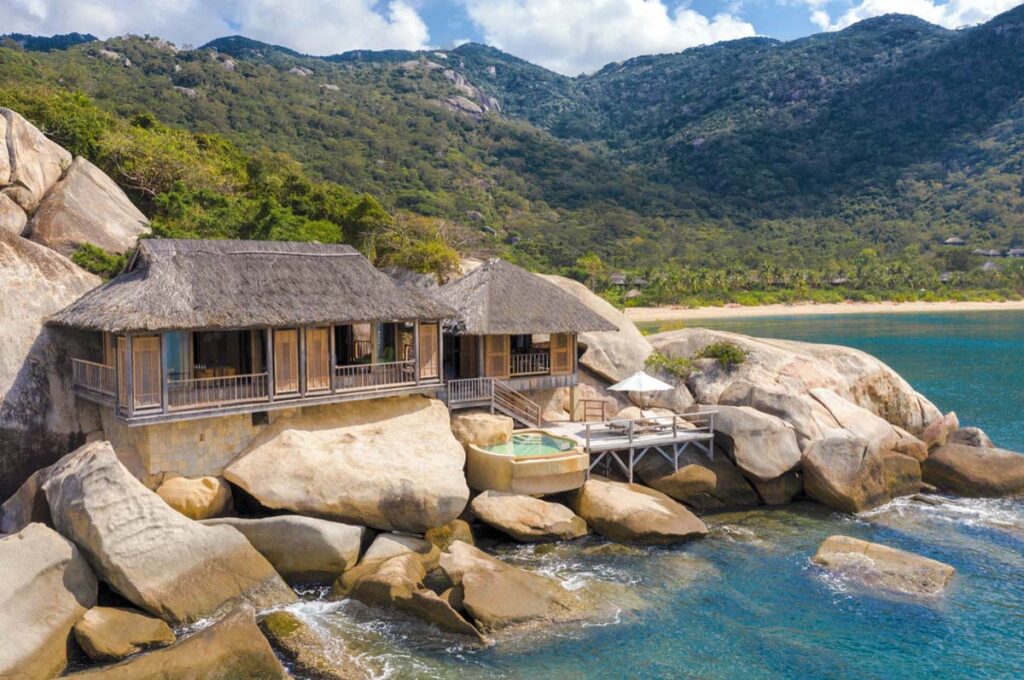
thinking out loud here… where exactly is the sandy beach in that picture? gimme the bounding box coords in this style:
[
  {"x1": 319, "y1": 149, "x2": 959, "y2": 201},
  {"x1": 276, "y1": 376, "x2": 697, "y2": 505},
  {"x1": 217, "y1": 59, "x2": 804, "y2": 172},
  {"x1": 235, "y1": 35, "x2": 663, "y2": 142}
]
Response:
[{"x1": 624, "y1": 299, "x2": 1024, "y2": 323}]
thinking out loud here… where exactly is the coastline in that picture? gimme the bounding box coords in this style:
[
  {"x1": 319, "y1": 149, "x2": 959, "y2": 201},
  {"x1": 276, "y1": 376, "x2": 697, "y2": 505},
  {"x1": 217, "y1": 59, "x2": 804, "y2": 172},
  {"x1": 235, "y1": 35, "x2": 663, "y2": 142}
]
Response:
[{"x1": 624, "y1": 299, "x2": 1024, "y2": 323}]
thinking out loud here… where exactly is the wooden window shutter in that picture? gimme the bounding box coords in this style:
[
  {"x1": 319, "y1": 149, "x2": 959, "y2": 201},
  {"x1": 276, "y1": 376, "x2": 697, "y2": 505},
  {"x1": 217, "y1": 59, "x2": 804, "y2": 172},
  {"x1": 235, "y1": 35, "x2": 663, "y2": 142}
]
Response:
[
  {"x1": 484, "y1": 334, "x2": 510, "y2": 378},
  {"x1": 274, "y1": 329, "x2": 300, "y2": 394},
  {"x1": 418, "y1": 323, "x2": 440, "y2": 380},
  {"x1": 305, "y1": 327, "x2": 331, "y2": 391},
  {"x1": 551, "y1": 333, "x2": 572, "y2": 375},
  {"x1": 132, "y1": 335, "x2": 162, "y2": 409}
]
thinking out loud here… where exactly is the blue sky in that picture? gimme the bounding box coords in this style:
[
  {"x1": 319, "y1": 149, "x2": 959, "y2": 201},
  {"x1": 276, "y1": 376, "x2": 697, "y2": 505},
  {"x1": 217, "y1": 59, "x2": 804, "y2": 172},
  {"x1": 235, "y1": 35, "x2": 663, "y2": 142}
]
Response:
[{"x1": 2, "y1": 0, "x2": 1021, "y2": 75}]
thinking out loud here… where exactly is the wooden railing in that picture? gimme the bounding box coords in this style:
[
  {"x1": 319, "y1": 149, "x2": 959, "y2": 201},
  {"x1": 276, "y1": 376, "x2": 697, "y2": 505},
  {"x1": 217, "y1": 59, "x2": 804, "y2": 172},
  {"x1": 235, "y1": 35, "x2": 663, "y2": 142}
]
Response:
[
  {"x1": 510, "y1": 352, "x2": 550, "y2": 376},
  {"x1": 333, "y1": 360, "x2": 415, "y2": 392},
  {"x1": 492, "y1": 379, "x2": 542, "y2": 428},
  {"x1": 582, "y1": 410, "x2": 716, "y2": 450},
  {"x1": 446, "y1": 377, "x2": 494, "y2": 404},
  {"x1": 72, "y1": 358, "x2": 116, "y2": 397},
  {"x1": 167, "y1": 372, "x2": 269, "y2": 410}
]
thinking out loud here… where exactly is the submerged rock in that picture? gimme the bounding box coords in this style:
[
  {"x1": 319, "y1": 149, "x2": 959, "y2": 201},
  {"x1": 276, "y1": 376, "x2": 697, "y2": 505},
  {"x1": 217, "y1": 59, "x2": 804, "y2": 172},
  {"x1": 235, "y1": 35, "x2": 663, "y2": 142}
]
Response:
[
  {"x1": 260, "y1": 610, "x2": 372, "y2": 680},
  {"x1": 0, "y1": 523, "x2": 98, "y2": 678},
  {"x1": 440, "y1": 541, "x2": 579, "y2": 632},
  {"x1": 44, "y1": 441, "x2": 296, "y2": 624},
  {"x1": 225, "y1": 397, "x2": 470, "y2": 533},
  {"x1": 73, "y1": 606, "x2": 175, "y2": 661},
  {"x1": 156, "y1": 475, "x2": 233, "y2": 520},
  {"x1": 812, "y1": 535, "x2": 955, "y2": 596},
  {"x1": 802, "y1": 437, "x2": 889, "y2": 513},
  {"x1": 64, "y1": 605, "x2": 287, "y2": 678},
  {"x1": 922, "y1": 443, "x2": 1024, "y2": 497},
  {"x1": 569, "y1": 478, "x2": 708, "y2": 544},
  {"x1": 470, "y1": 491, "x2": 588, "y2": 542},
  {"x1": 203, "y1": 515, "x2": 366, "y2": 584}
]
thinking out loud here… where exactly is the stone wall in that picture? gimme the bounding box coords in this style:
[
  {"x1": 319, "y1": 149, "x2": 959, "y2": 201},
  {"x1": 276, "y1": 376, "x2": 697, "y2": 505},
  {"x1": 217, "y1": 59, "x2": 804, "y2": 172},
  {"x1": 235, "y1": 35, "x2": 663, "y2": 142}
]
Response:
[{"x1": 101, "y1": 408, "x2": 296, "y2": 482}]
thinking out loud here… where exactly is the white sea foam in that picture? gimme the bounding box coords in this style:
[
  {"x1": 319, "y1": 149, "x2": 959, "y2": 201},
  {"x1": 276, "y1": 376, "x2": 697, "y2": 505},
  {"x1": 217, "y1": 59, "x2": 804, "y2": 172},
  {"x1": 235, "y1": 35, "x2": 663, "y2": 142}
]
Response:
[{"x1": 860, "y1": 493, "x2": 1024, "y2": 529}]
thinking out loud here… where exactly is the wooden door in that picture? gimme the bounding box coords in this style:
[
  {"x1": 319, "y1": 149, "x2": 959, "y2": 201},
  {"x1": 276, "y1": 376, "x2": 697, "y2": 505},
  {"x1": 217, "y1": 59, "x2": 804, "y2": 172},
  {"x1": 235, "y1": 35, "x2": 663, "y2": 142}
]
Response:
[
  {"x1": 132, "y1": 335, "x2": 162, "y2": 410},
  {"x1": 483, "y1": 334, "x2": 510, "y2": 378},
  {"x1": 274, "y1": 329, "x2": 300, "y2": 395},
  {"x1": 550, "y1": 333, "x2": 573, "y2": 375},
  {"x1": 305, "y1": 327, "x2": 331, "y2": 392},
  {"x1": 418, "y1": 323, "x2": 440, "y2": 380},
  {"x1": 459, "y1": 335, "x2": 479, "y2": 378}
]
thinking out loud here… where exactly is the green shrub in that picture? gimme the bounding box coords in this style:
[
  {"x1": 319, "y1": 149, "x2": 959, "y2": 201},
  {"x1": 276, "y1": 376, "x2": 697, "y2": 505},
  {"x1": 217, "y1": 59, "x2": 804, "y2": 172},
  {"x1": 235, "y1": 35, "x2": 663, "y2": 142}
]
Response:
[
  {"x1": 71, "y1": 243, "x2": 129, "y2": 279},
  {"x1": 645, "y1": 350, "x2": 693, "y2": 380},
  {"x1": 695, "y1": 342, "x2": 748, "y2": 370}
]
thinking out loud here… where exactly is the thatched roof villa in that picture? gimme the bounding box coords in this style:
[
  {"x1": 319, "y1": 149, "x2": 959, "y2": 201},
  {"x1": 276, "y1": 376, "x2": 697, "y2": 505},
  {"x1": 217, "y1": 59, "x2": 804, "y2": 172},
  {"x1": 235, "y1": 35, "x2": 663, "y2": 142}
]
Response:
[
  {"x1": 435, "y1": 259, "x2": 615, "y2": 419},
  {"x1": 50, "y1": 239, "x2": 453, "y2": 425}
]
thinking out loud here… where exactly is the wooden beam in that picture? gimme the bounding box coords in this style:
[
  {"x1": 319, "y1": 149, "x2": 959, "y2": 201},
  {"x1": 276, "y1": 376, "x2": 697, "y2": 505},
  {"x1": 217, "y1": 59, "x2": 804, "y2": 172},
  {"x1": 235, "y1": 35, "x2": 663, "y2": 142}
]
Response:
[
  {"x1": 266, "y1": 327, "x2": 275, "y2": 402},
  {"x1": 160, "y1": 333, "x2": 169, "y2": 414},
  {"x1": 413, "y1": 321, "x2": 421, "y2": 386},
  {"x1": 124, "y1": 333, "x2": 134, "y2": 418},
  {"x1": 299, "y1": 326, "x2": 307, "y2": 397},
  {"x1": 328, "y1": 325, "x2": 336, "y2": 393}
]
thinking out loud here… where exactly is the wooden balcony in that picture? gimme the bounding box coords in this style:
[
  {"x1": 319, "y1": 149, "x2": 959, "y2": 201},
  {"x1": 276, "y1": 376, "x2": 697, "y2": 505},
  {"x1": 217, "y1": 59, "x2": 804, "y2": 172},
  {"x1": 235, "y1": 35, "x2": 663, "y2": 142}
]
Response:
[
  {"x1": 167, "y1": 373, "x2": 270, "y2": 410},
  {"x1": 510, "y1": 352, "x2": 550, "y2": 377},
  {"x1": 71, "y1": 359, "x2": 116, "y2": 398}
]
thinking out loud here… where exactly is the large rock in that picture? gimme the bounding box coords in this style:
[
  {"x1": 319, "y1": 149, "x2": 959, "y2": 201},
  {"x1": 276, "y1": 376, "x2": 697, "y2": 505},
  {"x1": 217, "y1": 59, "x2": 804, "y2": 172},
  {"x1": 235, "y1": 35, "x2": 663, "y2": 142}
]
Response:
[
  {"x1": 225, "y1": 397, "x2": 469, "y2": 533},
  {"x1": 73, "y1": 606, "x2": 175, "y2": 661},
  {"x1": 65, "y1": 605, "x2": 288, "y2": 678},
  {"x1": 156, "y1": 475, "x2": 233, "y2": 520},
  {"x1": 922, "y1": 444, "x2": 1024, "y2": 497},
  {"x1": 0, "y1": 108, "x2": 72, "y2": 211},
  {"x1": 440, "y1": 541, "x2": 578, "y2": 632},
  {"x1": 542, "y1": 274, "x2": 652, "y2": 382},
  {"x1": 719, "y1": 380, "x2": 832, "y2": 449},
  {"x1": 346, "y1": 553, "x2": 486, "y2": 642},
  {"x1": 424, "y1": 518, "x2": 475, "y2": 551},
  {"x1": 812, "y1": 535, "x2": 955, "y2": 596},
  {"x1": 0, "y1": 231, "x2": 100, "y2": 501},
  {"x1": 881, "y1": 451, "x2": 922, "y2": 498},
  {"x1": 333, "y1": 532, "x2": 439, "y2": 596},
  {"x1": 260, "y1": 610, "x2": 373, "y2": 680},
  {"x1": 948, "y1": 426, "x2": 993, "y2": 449},
  {"x1": 470, "y1": 491, "x2": 588, "y2": 542},
  {"x1": 706, "y1": 405, "x2": 801, "y2": 481},
  {"x1": 0, "y1": 523, "x2": 98, "y2": 678},
  {"x1": 203, "y1": 515, "x2": 365, "y2": 584},
  {"x1": 0, "y1": 463, "x2": 53, "y2": 533},
  {"x1": 569, "y1": 478, "x2": 708, "y2": 544},
  {"x1": 650, "y1": 328, "x2": 941, "y2": 434},
  {"x1": 26, "y1": 156, "x2": 149, "y2": 256},
  {"x1": 43, "y1": 441, "x2": 296, "y2": 624},
  {"x1": 635, "y1": 444, "x2": 760, "y2": 510},
  {"x1": 920, "y1": 412, "x2": 959, "y2": 450},
  {"x1": 450, "y1": 411, "x2": 513, "y2": 448},
  {"x1": 809, "y1": 388, "x2": 900, "y2": 454},
  {"x1": 0, "y1": 193, "x2": 26, "y2": 235},
  {"x1": 802, "y1": 437, "x2": 889, "y2": 513}
]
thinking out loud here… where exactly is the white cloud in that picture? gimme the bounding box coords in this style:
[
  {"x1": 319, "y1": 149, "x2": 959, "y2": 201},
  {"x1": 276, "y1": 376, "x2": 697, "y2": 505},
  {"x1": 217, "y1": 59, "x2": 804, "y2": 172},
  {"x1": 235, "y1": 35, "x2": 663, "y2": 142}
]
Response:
[
  {"x1": 0, "y1": 0, "x2": 430, "y2": 53},
  {"x1": 461, "y1": 0, "x2": 757, "y2": 75},
  {"x1": 807, "y1": 0, "x2": 1021, "y2": 32}
]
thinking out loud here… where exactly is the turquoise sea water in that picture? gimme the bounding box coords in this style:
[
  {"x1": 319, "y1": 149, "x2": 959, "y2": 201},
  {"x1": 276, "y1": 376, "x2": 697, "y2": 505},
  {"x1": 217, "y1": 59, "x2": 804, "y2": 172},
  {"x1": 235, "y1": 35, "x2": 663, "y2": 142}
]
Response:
[{"x1": 291, "y1": 312, "x2": 1024, "y2": 680}]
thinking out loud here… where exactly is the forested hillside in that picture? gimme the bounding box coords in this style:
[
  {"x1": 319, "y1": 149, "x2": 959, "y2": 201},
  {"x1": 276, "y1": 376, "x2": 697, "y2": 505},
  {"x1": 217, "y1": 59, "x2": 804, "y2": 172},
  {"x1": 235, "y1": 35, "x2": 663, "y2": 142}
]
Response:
[{"x1": 2, "y1": 6, "x2": 1024, "y2": 304}]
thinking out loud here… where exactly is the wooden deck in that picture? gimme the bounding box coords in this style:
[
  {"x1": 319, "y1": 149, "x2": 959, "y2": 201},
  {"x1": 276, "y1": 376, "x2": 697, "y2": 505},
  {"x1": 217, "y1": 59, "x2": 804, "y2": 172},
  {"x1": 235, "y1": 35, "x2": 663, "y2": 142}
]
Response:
[{"x1": 544, "y1": 411, "x2": 716, "y2": 483}]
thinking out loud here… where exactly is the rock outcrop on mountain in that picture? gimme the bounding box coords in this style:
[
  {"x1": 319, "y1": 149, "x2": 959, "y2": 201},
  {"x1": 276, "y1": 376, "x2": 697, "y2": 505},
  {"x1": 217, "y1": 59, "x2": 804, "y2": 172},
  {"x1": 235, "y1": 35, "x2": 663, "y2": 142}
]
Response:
[{"x1": 0, "y1": 109, "x2": 153, "y2": 502}]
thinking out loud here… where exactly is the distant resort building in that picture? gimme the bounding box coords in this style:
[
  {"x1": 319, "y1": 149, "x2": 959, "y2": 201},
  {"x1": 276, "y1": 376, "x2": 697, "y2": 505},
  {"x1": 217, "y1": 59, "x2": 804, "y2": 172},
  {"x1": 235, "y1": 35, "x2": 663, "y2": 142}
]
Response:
[
  {"x1": 1009, "y1": 248, "x2": 1024, "y2": 258},
  {"x1": 49, "y1": 239, "x2": 453, "y2": 427},
  {"x1": 944, "y1": 236, "x2": 967, "y2": 246},
  {"x1": 609, "y1": 272, "x2": 628, "y2": 286}
]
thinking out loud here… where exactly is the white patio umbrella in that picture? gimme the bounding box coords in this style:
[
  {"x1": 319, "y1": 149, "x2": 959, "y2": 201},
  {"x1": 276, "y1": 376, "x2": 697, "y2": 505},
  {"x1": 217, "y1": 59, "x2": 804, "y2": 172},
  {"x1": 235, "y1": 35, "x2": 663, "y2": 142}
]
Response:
[{"x1": 606, "y1": 370, "x2": 674, "y2": 415}]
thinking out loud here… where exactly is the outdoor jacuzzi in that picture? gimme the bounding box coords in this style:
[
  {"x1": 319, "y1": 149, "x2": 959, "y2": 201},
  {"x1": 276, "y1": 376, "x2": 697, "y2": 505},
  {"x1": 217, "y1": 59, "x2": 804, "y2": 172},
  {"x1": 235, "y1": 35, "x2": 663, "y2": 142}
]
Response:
[{"x1": 466, "y1": 429, "x2": 588, "y2": 495}]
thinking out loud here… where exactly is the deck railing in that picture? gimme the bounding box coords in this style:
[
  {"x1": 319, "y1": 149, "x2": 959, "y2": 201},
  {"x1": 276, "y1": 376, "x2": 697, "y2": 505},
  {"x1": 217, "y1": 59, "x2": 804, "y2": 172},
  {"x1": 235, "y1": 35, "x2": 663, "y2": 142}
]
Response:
[
  {"x1": 167, "y1": 372, "x2": 270, "y2": 410},
  {"x1": 582, "y1": 410, "x2": 716, "y2": 450},
  {"x1": 446, "y1": 377, "x2": 494, "y2": 404},
  {"x1": 510, "y1": 352, "x2": 550, "y2": 376},
  {"x1": 72, "y1": 358, "x2": 116, "y2": 397},
  {"x1": 492, "y1": 379, "x2": 542, "y2": 428},
  {"x1": 333, "y1": 360, "x2": 415, "y2": 392}
]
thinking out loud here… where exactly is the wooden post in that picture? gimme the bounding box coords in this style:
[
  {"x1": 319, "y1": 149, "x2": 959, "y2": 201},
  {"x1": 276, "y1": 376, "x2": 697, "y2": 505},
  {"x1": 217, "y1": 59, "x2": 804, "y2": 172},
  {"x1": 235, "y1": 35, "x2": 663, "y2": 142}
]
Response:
[
  {"x1": 436, "y1": 322, "x2": 444, "y2": 384},
  {"x1": 568, "y1": 385, "x2": 577, "y2": 422},
  {"x1": 124, "y1": 334, "x2": 134, "y2": 418},
  {"x1": 328, "y1": 325, "x2": 336, "y2": 393},
  {"x1": 299, "y1": 326, "x2": 307, "y2": 397},
  {"x1": 266, "y1": 328, "x2": 274, "y2": 402},
  {"x1": 413, "y1": 321, "x2": 421, "y2": 385},
  {"x1": 477, "y1": 336, "x2": 485, "y2": 378},
  {"x1": 113, "y1": 335, "x2": 121, "y2": 418},
  {"x1": 160, "y1": 333, "x2": 169, "y2": 413}
]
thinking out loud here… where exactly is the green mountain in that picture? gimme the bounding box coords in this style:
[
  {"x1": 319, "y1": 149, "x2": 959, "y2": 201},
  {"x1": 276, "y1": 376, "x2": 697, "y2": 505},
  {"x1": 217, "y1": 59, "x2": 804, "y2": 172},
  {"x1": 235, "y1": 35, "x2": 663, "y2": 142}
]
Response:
[{"x1": 2, "y1": 7, "x2": 1024, "y2": 295}]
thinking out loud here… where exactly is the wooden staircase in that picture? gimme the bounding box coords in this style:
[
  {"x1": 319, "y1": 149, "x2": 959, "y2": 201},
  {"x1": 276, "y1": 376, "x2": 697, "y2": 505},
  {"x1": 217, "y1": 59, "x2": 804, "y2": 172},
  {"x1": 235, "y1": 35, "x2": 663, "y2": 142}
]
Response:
[{"x1": 446, "y1": 377, "x2": 542, "y2": 428}]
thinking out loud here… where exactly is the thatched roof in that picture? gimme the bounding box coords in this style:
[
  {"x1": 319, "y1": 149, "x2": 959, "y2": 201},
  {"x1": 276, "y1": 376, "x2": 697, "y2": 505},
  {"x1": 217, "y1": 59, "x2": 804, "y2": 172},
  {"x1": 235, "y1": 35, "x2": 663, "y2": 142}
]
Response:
[
  {"x1": 49, "y1": 239, "x2": 454, "y2": 333},
  {"x1": 436, "y1": 259, "x2": 617, "y2": 335}
]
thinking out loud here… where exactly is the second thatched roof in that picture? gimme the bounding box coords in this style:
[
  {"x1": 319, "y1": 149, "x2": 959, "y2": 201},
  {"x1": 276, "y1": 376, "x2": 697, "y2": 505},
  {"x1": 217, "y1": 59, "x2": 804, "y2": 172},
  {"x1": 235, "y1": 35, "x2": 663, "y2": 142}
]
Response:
[
  {"x1": 436, "y1": 259, "x2": 618, "y2": 335},
  {"x1": 48, "y1": 239, "x2": 454, "y2": 333}
]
